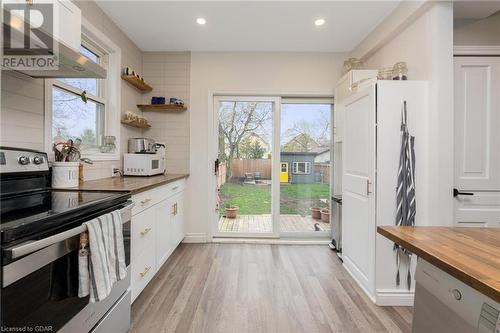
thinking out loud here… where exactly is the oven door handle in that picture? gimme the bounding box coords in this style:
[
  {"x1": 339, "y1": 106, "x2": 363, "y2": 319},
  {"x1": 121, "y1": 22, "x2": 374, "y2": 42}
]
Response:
[{"x1": 6, "y1": 201, "x2": 134, "y2": 260}]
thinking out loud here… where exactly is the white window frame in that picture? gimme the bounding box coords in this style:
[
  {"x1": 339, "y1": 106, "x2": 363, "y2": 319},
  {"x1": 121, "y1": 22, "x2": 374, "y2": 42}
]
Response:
[
  {"x1": 292, "y1": 161, "x2": 311, "y2": 175},
  {"x1": 44, "y1": 17, "x2": 121, "y2": 161}
]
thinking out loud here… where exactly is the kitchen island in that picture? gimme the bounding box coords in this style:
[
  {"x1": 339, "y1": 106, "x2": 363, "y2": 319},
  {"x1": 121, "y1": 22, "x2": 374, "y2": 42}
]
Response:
[{"x1": 378, "y1": 226, "x2": 500, "y2": 333}]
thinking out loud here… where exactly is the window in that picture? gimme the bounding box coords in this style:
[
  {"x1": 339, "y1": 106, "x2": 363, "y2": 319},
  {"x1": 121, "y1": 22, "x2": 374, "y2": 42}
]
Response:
[
  {"x1": 292, "y1": 161, "x2": 311, "y2": 174},
  {"x1": 45, "y1": 20, "x2": 121, "y2": 160},
  {"x1": 51, "y1": 43, "x2": 107, "y2": 154}
]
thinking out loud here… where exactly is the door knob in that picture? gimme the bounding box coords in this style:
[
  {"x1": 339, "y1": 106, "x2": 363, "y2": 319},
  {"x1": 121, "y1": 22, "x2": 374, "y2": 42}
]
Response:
[{"x1": 453, "y1": 188, "x2": 474, "y2": 197}]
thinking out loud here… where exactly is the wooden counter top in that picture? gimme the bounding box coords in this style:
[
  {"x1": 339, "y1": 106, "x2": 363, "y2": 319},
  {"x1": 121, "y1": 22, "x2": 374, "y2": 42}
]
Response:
[
  {"x1": 76, "y1": 173, "x2": 189, "y2": 194},
  {"x1": 377, "y1": 226, "x2": 500, "y2": 302}
]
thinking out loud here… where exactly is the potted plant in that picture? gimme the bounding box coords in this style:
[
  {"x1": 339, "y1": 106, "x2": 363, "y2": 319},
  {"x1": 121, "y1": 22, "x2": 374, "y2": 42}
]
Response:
[
  {"x1": 225, "y1": 204, "x2": 239, "y2": 219},
  {"x1": 320, "y1": 208, "x2": 330, "y2": 223},
  {"x1": 310, "y1": 207, "x2": 322, "y2": 220}
]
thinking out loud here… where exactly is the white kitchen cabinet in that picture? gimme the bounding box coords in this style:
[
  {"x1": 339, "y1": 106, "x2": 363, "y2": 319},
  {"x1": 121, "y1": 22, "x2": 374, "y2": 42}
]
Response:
[
  {"x1": 341, "y1": 81, "x2": 429, "y2": 306},
  {"x1": 130, "y1": 179, "x2": 186, "y2": 302},
  {"x1": 7, "y1": 0, "x2": 82, "y2": 51},
  {"x1": 155, "y1": 199, "x2": 175, "y2": 269}
]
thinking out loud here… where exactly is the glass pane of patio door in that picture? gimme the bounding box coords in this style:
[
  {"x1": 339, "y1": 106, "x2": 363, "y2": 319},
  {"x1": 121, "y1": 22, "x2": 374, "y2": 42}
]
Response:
[
  {"x1": 216, "y1": 99, "x2": 275, "y2": 236},
  {"x1": 280, "y1": 102, "x2": 332, "y2": 236}
]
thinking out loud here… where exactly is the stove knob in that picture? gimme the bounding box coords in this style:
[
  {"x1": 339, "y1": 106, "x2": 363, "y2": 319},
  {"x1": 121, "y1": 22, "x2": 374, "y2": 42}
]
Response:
[
  {"x1": 18, "y1": 156, "x2": 30, "y2": 165},
  {"x1": 33, "y1": 156, "x2": 44, "y2": 165}
]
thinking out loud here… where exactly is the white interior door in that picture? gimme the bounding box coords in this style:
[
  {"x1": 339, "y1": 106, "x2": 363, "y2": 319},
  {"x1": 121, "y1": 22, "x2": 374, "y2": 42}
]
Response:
[
  {"x1": 454, "y1": 56, "x2": 500, "y2": 227},
  {"x1": 342, "y1": 84, "x2": 376, "y2": 295}
]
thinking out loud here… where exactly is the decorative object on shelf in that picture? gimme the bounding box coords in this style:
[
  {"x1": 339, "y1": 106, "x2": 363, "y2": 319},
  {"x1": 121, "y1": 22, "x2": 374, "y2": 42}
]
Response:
[
  {"x1": 121, "y1": 67, "x2": 153, "y2": 92},
  {"x1": 80, "y1": 90, "x2": 88, "y2": 103},
  {"x1": 342, "y1": 58, "x2": 364, "y2": 75},
  {"x1": 100, "y1": 135, "x2": 117, "y2": 153},
  {"x1": 392, "y1": 62, "x2": 408, "y2": 80},
  {"x1": 169, "y1": 97, "x2": 184, "y2": 106},
  {"x1": 122, "y1": 112, "x2": 151, "y2": 129},
  {"x1": 137, "y1": 104, "x2": 187, "y2": 112},
  {"x1": 151, "y1": 96, "x2": 166, "y2": 105},
  {"x1": 377, "y1": 67, "x2": 393, "y2": 80}
]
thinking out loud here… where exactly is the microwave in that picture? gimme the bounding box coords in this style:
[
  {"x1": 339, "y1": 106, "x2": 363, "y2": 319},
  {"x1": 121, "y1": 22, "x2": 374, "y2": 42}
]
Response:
[{"x1": 124, "y1": 153, "x2": 165, "y2": 176}]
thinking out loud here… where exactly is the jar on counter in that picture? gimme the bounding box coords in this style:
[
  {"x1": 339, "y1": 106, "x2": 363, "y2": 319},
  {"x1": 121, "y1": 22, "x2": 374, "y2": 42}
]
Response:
[{"x1": 392, "y1": 62, "x2": 408, "y2": 80}]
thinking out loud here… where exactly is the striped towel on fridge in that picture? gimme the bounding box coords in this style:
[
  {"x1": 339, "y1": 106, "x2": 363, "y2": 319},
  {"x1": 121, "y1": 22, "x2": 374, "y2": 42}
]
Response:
[
  {"x1": 395, "y1": 101, "x2": 416, "y2": 290},
  {"x1": 78, "y1": 210, "x2": 127, "y2": 302}
]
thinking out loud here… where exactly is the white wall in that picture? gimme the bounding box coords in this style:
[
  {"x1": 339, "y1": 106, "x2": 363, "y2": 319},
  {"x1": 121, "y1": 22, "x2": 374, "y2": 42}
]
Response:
[
  {"x1": 186, "y1": 52, "x2": 346, "y2": 241},
  {"x1": 141, "y1": 52, "x2": 190, "y2": 174},
  {"x1": 454, "y1": 11, "x2": 500, "y2": 46},
  {"x1": 353, "y1": 2, "x2": 454, "y2": 227}
]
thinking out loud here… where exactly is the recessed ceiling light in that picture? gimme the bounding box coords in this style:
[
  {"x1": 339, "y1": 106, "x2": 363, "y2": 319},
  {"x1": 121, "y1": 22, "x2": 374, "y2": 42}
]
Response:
[
  {"x1": 314, "y1": 18, "x2": 325, "y2": 26},
  {"x1": 196, "y1": 17, "x2": 206, "y2": 25}
]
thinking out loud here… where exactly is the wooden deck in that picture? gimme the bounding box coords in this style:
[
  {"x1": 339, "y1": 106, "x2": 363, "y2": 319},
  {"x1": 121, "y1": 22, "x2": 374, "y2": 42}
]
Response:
[{"x1": 218, "y1": 214, "x2": 331, "y2": 233}]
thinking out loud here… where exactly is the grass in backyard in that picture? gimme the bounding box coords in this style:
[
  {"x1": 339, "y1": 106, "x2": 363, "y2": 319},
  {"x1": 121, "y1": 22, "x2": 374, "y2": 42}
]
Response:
[{"x1": 219, "y1": 182, "x2": 329, "y2": 216}]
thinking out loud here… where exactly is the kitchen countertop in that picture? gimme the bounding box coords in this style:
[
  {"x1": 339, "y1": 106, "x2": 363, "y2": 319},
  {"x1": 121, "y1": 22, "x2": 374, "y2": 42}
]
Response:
[
  {"x1": 377, "y1": 226, "x2": 500, "y2": 302},
  {"x1": 76, "y1": 173, "x2": 189, "y2": 194}
]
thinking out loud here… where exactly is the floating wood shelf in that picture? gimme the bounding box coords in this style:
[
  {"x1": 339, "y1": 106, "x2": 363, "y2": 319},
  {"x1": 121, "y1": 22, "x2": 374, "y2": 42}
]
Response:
[
  {"x1": 121, "y1": 75, "x2": 153, "y2": 92},
  {"x1": 137, "y1": 104, "x2": 187, "y2": 112},
  {"x1": 121, "y1": 119, "x2": 151, "y2": 129}
]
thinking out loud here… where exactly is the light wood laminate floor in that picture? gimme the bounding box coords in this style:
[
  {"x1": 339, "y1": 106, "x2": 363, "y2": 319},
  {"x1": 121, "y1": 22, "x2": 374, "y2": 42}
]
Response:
[{"x1": 131, "y1": 244, "x2": 412, "y2": 333}]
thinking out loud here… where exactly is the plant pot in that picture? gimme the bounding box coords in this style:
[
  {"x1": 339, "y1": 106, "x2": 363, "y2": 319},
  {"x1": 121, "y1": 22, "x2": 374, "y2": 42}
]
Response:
[
  {"x1": 225, "y1": 207, "x2": 239, "y2": 219},
  {"x1": 310, "y1": 207, "x2": 322, "y2": 220},
  {"x1": 320, "y1": 208, "x2": 330, "y2": 223}
]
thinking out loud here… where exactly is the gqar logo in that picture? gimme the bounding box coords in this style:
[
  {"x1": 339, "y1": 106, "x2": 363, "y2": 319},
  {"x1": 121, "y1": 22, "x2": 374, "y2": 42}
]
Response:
[{"x1": 2, "y1": 2, "x2": 59, "y2": 70}]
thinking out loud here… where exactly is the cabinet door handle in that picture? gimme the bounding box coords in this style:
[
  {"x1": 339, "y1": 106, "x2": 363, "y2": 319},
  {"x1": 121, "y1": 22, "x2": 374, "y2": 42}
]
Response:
[
  {"x1": 175, "y1": 202, "x2": 178, "y2": 215},
  {"x1": 172, "y1": 185, "x2": 179, "y2": 191},
  {"x1": 140, "y1": 228, "x2": 151, "y2": 236},
  {"x1": 140, "y1": 198, "x2": 152, "y2": 205},
  {"x1": 172, "y1": 204, "x2": 176, "y2": 216},
  {"x1": 139, "y1": 266, "x2": 151, "y2": 278},
  {"x1": 367, "y1": 179, "x2": 372, "y2": 194}
]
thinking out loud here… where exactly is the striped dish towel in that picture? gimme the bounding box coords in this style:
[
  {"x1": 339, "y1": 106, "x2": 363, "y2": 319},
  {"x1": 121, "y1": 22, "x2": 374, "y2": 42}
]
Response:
[{"x1": 78, "y1": 210, "x2": 127, "y2": 303}]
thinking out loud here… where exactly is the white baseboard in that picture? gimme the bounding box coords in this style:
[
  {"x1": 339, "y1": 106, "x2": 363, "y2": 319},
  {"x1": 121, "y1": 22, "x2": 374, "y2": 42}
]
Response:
[
  {"x1": 376, "y1": 289, "x2": 415, "y2": 306},
  {"x1": 212, "y1": 238, "x2": 330, "y2": 245},
  {"x1": 342, "y1": 256, "x2": 376, "y2": 303},
  {"x1": 182, "y1": 233, "x2": 208, "y2": 243}
]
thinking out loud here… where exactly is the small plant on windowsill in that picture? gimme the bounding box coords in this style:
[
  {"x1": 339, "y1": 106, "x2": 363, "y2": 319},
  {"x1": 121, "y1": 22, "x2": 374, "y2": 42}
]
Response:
[{"x1": 224, "y1": 204, "x2": 239, "y2": 219}]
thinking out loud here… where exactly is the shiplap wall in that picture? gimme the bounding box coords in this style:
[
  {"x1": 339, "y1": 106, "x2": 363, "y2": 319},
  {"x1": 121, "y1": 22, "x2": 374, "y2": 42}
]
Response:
[
  {"x1": 141, "y1": 52, "x2": 191, "y2": 173},
  {"x1": 0, "y1": 1, "x2": 144, "y2": 181}
]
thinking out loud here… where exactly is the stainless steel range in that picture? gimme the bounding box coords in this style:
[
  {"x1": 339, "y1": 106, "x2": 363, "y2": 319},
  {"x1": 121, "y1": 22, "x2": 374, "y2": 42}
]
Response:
[{"x1": 0, "y1": 147, "x2": 133, "y2": 333}]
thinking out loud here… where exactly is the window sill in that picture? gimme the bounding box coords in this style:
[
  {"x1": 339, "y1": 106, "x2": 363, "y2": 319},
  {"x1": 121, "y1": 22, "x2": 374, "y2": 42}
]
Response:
[{"x1": 81, "y1": 153, "x2": 120, "y2": 161}]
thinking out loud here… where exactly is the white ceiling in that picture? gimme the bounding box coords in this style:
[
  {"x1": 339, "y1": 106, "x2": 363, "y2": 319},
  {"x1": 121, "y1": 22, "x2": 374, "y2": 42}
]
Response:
[
  {"x1": 96, "y1": 1, "x2": 401, "y2": 52},
  {"x1": 454, "y1": 1, "x2": 500, "y2": 20}
]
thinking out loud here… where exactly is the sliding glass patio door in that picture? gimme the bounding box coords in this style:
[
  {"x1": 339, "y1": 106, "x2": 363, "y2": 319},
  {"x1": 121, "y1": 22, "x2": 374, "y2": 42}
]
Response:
[
  {"x1": 212, "y1": 96, "x2": 333, "y2": 238},
  {"x1": 213, "y1": 96, "x2": 280, "y2": 237}
]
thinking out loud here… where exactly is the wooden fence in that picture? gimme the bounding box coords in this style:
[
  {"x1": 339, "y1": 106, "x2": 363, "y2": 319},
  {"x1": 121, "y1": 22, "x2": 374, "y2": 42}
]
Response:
[
  {"x1": 223, "y1": 159, "x2": 331, "y2": 184},
  {"x1": 231, "y1": 159, "x2": 272, "y2": 179},
  {"x1": 314, "y1": 163, "x2": 330, "y2": 185}
]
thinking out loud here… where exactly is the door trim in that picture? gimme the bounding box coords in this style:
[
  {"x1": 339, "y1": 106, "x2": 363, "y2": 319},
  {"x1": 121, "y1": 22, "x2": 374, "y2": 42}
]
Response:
[{"x1": 454, "y1": 45, "x2": 500, "y2": 56}]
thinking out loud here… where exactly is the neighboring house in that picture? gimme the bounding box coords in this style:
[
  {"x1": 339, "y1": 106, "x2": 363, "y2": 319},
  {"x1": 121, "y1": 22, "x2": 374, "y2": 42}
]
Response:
[{"x1": 312, "y1": 147, "x2": 330, "y2": 163}]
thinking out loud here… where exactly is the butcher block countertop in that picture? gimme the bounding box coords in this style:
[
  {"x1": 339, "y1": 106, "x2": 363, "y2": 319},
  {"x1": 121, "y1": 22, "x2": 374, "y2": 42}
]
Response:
[
  {"x1": 76, "y1": 173, "x2": 189, "y2": 194},
  {"x1": 377, "y1": 226, "x2": 500, "y2": 302}
]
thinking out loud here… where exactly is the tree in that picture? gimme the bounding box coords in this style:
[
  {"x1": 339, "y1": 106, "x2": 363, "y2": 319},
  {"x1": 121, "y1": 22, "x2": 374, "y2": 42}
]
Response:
[
  {"x1": 80, "y1": 128, "x2": 96, "y2": 145},
  {"x1": 218, "y1": 101, "x2": 272, "y2": 180},
  {"x1": 282, "y1": 115, "x2": 330, "y2": 152},
  {"x1": 240, "y1": 139, "x2": 266, "y2": 159}
]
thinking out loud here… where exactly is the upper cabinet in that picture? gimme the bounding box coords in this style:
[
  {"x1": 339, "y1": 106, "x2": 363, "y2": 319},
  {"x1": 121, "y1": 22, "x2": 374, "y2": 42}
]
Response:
[{"x1": 2, "y1": 0, "x2": 106, "y2": 78}]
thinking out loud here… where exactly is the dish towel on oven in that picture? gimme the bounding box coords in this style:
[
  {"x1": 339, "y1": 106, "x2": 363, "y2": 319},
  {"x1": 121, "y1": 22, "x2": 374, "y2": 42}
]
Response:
[{"x1": 78, "y1": 210, "x2": 127, "y2": 302}]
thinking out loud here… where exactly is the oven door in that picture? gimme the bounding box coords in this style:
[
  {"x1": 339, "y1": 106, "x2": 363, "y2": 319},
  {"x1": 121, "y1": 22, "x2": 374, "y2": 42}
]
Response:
[{"x1": 0, "y1": 204, "x2": 131, "y2": 332}]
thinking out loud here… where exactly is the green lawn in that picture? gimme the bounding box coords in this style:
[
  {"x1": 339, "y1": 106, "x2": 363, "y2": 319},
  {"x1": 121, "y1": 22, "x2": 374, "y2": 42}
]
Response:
[{"x1": 219, "y1": 182, "x2": 329, "y2": 216}]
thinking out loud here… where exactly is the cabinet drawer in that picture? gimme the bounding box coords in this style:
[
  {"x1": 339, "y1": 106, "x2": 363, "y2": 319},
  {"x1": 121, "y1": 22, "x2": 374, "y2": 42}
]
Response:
[
  {"x1": 131, "y1": 208, "x2": 155, "y2": 260},
  {"x1": 157, "y1": 179, "x2": 185, "y2": 199},
  {"x1": 131, "y1": 244, "x2": 156, "y2": 303},
  {"x1": 131, "y1": 188, "x2": 161, "y2": 216}
]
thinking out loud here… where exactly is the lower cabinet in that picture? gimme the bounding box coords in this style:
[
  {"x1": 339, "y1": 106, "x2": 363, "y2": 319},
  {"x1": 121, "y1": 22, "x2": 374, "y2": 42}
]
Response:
[{"x1": 130, "y1": 179, "x2": 185, "y2": 302}]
